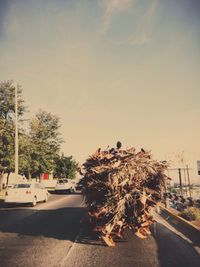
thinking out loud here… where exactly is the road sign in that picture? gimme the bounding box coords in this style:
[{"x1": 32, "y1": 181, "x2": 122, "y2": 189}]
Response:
[{"x1": 197, "y1": 161, "x2": 200, "y2": 175}]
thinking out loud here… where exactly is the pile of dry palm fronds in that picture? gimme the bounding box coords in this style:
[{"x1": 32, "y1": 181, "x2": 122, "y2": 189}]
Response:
[{"x1": 80, "y1": 142, "x2": 169, "y2": 247}]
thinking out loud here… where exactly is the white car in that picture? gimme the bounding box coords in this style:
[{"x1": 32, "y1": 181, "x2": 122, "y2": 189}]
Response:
[
  {"x1": 4, "y1": 182, "x2": 49, "y2": 207},
  {"x1": 54, "y1": 179, "x2": 75, "y2": 194}
]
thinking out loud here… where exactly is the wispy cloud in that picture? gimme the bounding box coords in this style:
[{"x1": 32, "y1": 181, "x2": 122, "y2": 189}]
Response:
[
  {"x1": 130, "y1": 0, "x2": 158, "y2": 45},
  {"x1": 130, "y1": 31, "x2": 150, "y2": 45},
  {"x1": 100, "y1": 0, "x2": 134, "y2": 34},
  {"x1": 100, "y1": 0, "x2": 159, "y2": 45}
]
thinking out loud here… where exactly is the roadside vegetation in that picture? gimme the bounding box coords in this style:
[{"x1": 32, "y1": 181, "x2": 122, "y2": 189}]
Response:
[
  {"x1": 180, "y1": 207, "x2": 200, "y2": 221},
  {"x1": 0, "y1": 80, "x2": 77, "y2": 190}
]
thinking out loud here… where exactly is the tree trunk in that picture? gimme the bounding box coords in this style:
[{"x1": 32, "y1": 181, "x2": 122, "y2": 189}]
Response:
[
  {"x1": 6, "y1": 172, "x2": 10, "y2": 188},
  {"x1": 0, "y1": 171, "x2": 4, "y2": 191},
  {"x1": 39, "y1": 173, "x2": 42, "y2": 183},
  {"x1": 27, "y1": 171, "x2": 31, "y2": 181}
]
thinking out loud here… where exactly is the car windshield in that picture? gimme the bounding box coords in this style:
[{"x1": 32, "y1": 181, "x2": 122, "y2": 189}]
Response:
[
  {"x1": 58, "y1": 180, "x2": 68, "y2": 184},
  {"x1": 14, "y1": 184, "x2": 31, "y2": 188}
]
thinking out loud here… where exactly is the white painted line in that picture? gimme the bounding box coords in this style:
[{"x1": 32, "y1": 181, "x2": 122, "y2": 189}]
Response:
[
  {"x1": 59, "y1": 199, "x2": 86, "y2": 266},
  {"x1": 59, "y1": 228, "x2": 83, "y2": 267}
]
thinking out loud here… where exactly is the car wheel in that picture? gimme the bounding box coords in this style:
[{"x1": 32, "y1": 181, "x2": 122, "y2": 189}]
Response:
[
  {"x1": 44, "y1": 194, "x2": 48, "y2": 202},
  {"x1": 70, "y1": 187, "x2": 75, "y2": 193},
  {"x1": 31, "y1": 196, "x2": 37, "y2": 207}
]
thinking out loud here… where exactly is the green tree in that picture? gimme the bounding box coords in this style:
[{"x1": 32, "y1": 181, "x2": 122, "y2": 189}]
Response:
[
  {"x1": 19, "y1": 133, "x2": 32, "y2": 180},
  {"x1": 0, "y1": 80, "x2": 25, "y2": 119},
  {"x1": 54, "y1": 154, "x2": 78, "y2": 179},
  {"x1": 28, "y1": 110, "x2": 63, "y2": 179},
  {"x1": 0, "y1": 81, "x2": 26, "y2": 189},
  {"x1": 0, "y1": 118, "x2": 15, "y2": 188}
]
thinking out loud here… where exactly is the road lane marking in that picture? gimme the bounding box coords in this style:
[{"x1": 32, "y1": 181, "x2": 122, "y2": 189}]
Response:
[
  {"x1": 59, "y1": 198, "x2": 86, "y2": 267},
  {"x1": 59, "y1": 227, "x2": 84, "y2": 267},
  {"x1": 60, "y1": 211, "x2": 200, "y2": 267}
]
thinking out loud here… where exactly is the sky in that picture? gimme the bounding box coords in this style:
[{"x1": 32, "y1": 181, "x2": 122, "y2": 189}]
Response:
[{"x1": 0, "y1": 0, "x2": 200, "y2": 183}]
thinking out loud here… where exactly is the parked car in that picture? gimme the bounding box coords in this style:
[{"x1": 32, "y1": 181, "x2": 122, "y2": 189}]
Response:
[
  {"x1": 4, "y1": 182, "x2": 49, "y2": 207},
  {"x1": 54, "y1": 179, "x2": 75, "y2": 194}
]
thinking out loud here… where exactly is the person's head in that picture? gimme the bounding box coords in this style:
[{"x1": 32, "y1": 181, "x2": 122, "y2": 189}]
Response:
[{"x1": 116, "y1": 141, "x2": 122, "y2": 149}]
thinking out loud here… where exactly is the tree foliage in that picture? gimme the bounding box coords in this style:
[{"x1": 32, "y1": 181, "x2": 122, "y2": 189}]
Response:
[
  {"x1": 28, "y1": 110, "x2": 63, "y2": 178},
  {"x1": 0, "y1": 80, "x2": 73, "y2": 187},
  {"x1": 18, "y1": 133, "x2": 32, "y2": 179},
  {"x1": 0, "y1": 119, "x2": 15, "y2": 174},
  {"x1": 0, "y1": 80, "x2": 25, "y2": 119},
  {"x1": 54, "y1": 154, "x2": 78, "y2": 179},
  {"x1": 0, "y1": 81, "x2": 26, "y2": 189}
]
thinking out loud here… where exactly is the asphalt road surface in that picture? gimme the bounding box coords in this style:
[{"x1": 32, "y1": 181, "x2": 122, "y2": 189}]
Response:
[{"x1": 0, "y1": 193, "x2": 199, "y2": 267}]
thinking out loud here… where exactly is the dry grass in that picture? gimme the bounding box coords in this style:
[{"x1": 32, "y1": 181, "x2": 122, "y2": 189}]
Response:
[
  {"x1": 80, "y1": 142, "x2": 169, "y2": 247},
  {"x1": 180, "y1": 207, "x2": 200, "y2": 221}
]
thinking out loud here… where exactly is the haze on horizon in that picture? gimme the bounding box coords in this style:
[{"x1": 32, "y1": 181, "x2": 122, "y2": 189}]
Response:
[{"x1": 0, "y1": 0, "x2": 199, "y2": 183}]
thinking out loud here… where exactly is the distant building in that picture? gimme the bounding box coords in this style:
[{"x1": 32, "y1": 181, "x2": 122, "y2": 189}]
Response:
[
  {"x1": 41, "y1": 172, "x2": 53, "y2": 180},
  {"x1": 2, "y1": 173, "x2": 26, "y2": 187}
]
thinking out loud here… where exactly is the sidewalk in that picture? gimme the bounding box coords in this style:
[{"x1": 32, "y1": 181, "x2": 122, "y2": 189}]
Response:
[
  {"x1": 160, "y1": 203, "x2": 200, "y2": 229},
  {"x1": 159, "y1": 207, "x2": 200, "y2": 249}
]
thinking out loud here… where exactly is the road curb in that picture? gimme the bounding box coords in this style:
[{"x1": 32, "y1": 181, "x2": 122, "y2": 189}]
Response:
[{"x1": 159, "y1": 206, "x2": 200, "y2": 246}]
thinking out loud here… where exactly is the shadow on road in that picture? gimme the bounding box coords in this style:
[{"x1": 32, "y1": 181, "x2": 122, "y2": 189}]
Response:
[
  {"x1": 152, "y1": 222, "x2": 200, "y2": 267},
  {"x1": 0, "y1": 203, "x2": 199, "y2": 267},
  {"x1": 77, "y1": 224, "x2": 128, "y2": 247},
  {"x1": 75, "y1": 221, "x2": 200, "y2": 266},
  {"x1": 0, "y1": 200, "x2": 32, "y2": 208},
  {"x1": 0, "y1": 207, "x2": 86, "y2": 242},
  {"x1": 77, "y1": 225, "x2": 103, "y2": 246},
  {"x1": 0, "y1": 201, "x2": 127, "y2": 248}
]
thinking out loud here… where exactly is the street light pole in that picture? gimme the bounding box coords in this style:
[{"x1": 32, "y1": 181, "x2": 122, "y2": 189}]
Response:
[{"x1": 15, "y1": 82, "x2": 19, "y2": 181}]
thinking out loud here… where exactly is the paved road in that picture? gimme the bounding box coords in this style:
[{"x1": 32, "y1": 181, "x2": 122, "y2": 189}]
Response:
[
  {"x1": 0, "y1": 193, "x2": 199, "y2": 267},
  {"x1": 0, "y1": 193, "x2": 86, "y2": 267}
]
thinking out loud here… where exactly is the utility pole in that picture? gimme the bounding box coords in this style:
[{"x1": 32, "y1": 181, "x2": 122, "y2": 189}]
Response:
[
  {"x1": 183, "y1": 168, "x2": 188, "y2": 197},
  {"x1": 15, "y1": 82, "x2": 19, "y2": 181},
  {"x1": 169, "y1": 167, "x2": 192, "y2": 197},
  {"x1": 178, "y1": 168, "x2": 183, "y2": 196},
  {"x1": 186, "y1": 165, "x2": 192, "y2": 197}
]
